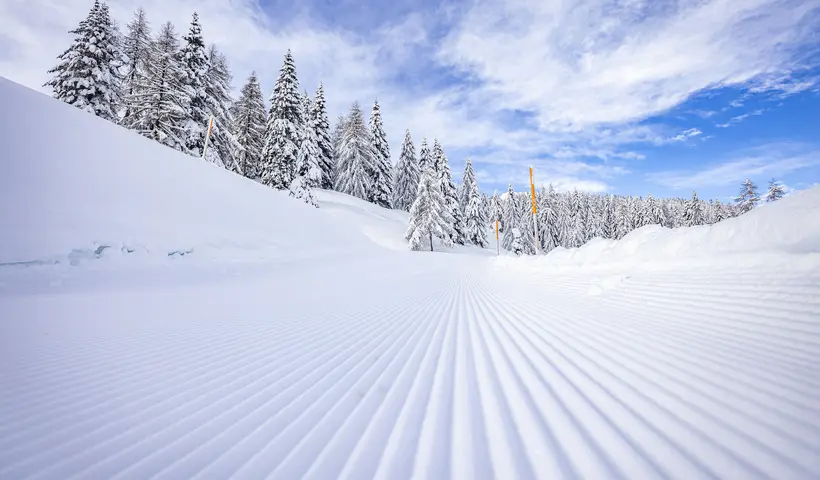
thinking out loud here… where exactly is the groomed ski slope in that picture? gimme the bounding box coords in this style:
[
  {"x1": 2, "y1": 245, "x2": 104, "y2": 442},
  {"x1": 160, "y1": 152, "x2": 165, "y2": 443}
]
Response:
[{"x1": 2, "y1": 77, "x2": 820, "y2": 479}]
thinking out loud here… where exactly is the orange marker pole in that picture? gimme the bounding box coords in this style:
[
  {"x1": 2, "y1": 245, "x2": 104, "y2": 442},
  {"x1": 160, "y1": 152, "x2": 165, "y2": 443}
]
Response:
[
  {"x1": 495, "y1": 220, "x2": 500, "y2": 255},
  {"x1": 202, "y1": 116, "x2": 215, "y2": 160}
]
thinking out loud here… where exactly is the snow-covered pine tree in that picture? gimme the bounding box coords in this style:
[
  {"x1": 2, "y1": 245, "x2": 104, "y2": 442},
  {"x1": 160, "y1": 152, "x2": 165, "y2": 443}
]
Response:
[
  {"x1": 490, "y1": 191, "x2": 502, "y2": 231},
  {"x1": 615, "y1": 196, "x2": 632, "y2": 239},
  {"x1": 330, "y1": 114, "x2": 347, "y2": 180},
  {"x1": 602, "y1": 194, "x2": 617, "y2": 239},
  {"x1": 335, "y1": 102, "x2": 375, "y2": 200},
  {"x1": 289, "y1": 176, "x2": 318, "y2": 208},
  {"x1": 260, "y1": 50, "x2": 302, "y2": 190},
  {"x1": 536, "y1": 185, "x2": 559, "y2": 252},
  {"x1": 735, "y1": 178, "x2": 760, "y2": 214},
  {"x1": 714, "y1": 199, "x2": 728, "y2": 222},
  {"x1": 45, "y1": 0, "x2": 123, "y2": 122},
  {"x1": 406, "y1": 166, "x2": 455, "y2": 251},
  {"x1": 120, "y1": 8, "x2": 151, "y2": 123},
  {"x1": 231, "y1": 71, "x2": 267, "y2": 180},
  {"x1": 518, "y1": 206, "x2": 536, "y2": 255},
  {"x1": 432, "y1": 140, "x2": 466, "y2": 245},
  {"x1": 202, "y1": 44, "x2": 238, "y2": 170},
  {"x1": 311, "y1": 84, "x2": 334, "y2": 189},
  {"x1": 766, "y1": 178, "x2": 786, "y2": 203},
  {"x1": 178, "y1": 13, "x2": 211, "y2": 157},
  {"x1": 480, "y1": 192, "x2": 490, "y2": 226},
  {"x1": 645, "y1": 193, "x2": 665, "y2": 226},
  {"x1": 461, "y1": 158, "x2": 488, "y2": 247},
  {"x1": 392, "y1": 129, "x2": 420, "y2": 211},
  {"x1": 369, "y1": 100, "x2": 393, "y2": 208},
  {"x1": 418, "y1": 138, "x2": 432, "y2": 174},
  {"x1": 296, "y1": 91, "x2": 322, "y2": 187},
  {"x1": 122, "y1": 22, "x2": 188, "y2": 151},
  {"x1": 501, "y1": 184, "x2": 519, "y2": 251},
  {"x1": 584, "y1": 194, "x2": 604, "y2": 241},
  {"x1": 683, "y1": 191, "x2": 704, "y2": 226}
]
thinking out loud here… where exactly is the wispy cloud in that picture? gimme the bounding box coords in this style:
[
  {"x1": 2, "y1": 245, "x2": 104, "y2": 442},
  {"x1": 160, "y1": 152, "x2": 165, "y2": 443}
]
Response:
[
  {"x1": 647, "y1": 142, "x2": 820, "y2": 190},
  {"x1": 716, "y1": 108, "x2": 766, "y2": 128}
]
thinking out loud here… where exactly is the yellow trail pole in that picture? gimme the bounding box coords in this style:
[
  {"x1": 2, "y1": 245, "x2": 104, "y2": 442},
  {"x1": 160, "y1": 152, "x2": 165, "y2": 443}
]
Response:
[
  {"x1": 530, "y1": 166, "x2": 539, "y2": 255},
  {"x1": 202, "y1": 116, "x2": 215, "y2": 160},
  {"x1": 495, "y1": 220, "x2": 500, "y2": 256}
]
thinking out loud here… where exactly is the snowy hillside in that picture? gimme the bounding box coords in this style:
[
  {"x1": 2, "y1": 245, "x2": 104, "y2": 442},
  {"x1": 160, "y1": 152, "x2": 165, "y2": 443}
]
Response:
[
  {"x1": 0, "y1": 77, "x2": 375, "y2": 266},
  {"x1": 2, "y1": 77, "x2": 820, "y2": 479}
]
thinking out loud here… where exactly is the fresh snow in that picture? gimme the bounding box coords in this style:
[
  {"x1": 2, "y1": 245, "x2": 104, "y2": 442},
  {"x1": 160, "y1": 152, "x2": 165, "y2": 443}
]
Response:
[{"x1": 2, "y1": 76, "x2": 820, "y2": 479}]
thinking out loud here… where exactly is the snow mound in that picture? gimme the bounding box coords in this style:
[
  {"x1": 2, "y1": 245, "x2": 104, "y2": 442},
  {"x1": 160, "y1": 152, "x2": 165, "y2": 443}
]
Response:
[
  {"x1": 542, "y1": 186, "x2": 820, "y2": 267},
  {"x1": 315, "y1": 190, "x2": 411, "y2": 251},
  {"x1": 0, "y1": 77, "x2": 376, "y2": 265}
]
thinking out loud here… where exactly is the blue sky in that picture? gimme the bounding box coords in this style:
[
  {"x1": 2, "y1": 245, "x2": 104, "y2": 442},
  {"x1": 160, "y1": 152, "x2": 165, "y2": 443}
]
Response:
[{"x1": 2, "y1": 0, "x2": 819, "y2": 200}]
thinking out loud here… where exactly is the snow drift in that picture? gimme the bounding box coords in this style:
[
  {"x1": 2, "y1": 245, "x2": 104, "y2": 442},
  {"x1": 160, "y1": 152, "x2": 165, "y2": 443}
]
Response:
[
  {"x1": 532, "y1": 186, "x2": 820, "y2": 268},
  {"x1": 0, "y1": 77, "x2": 376, "y2": 265}
]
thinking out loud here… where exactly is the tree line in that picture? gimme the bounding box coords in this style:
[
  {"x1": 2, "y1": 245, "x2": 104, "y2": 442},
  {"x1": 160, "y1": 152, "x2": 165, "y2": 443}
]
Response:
[{"x1": 45, "y1": 1, "x2": 789, "y2": 254}]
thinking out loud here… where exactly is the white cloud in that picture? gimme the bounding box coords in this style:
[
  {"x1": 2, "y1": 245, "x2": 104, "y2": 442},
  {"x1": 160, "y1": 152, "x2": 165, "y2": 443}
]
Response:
[
  {"x1": 715, "y1": 108, "x2": 766, "y2": 128},
  {"x1": 438, "y1": 0, "x2": 818, "y2": 132},
  {"x1": 647, "y1": 143, "x2": 820, "y2": 189}
]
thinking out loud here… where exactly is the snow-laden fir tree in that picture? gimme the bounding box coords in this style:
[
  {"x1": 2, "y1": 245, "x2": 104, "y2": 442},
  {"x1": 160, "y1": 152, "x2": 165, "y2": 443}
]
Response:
[
  {"x1": 645, "y1": 193, "x2": 665, "y2": 226},
  {"x1": 331, "y1": 114, "x2": 347, "y2": 160},
  {"x1": 178, "y1": 13, "x2": 211, "y2": 156},
  {"x1": 432, "y1": 140, "x2": 466, "y2": 245},
  {"x1": 765, "y1": 179, "x2": 786, "y2": 203},
  {"x1": 602, "y1": 194, "x2": 617, "y2": 239},
  {"x1": 369, "y1": 100, "x2": 393, "y2": 208},
  {"x1": 418, "y1": 138, "x2": 432, "y2": 173},
  {"x1": 406, "y1": 166, "x2": 455, "y2": 251},
  {"x1": 296, "y1": 91, "x2": 323, "y2": 187},
  {"x1": 311, "y1": 84, "x2": 334, "y2": 189},
  {"x1": 461, "y1": 158, "x2": 488, "y2": 247},
  {"x1": 392, "y1": 129, "x2": 420, "y2": 211},
  {"x1": 683, "y1": 191, "x2": 704, "y2": 226},
  {"x1": 45, "y1": 0, "x2": 123, "y2": 122},
  {"x1": 714, "y1": 199, "x2": 729, "y2": 222},
  {"x1": 501, "y1": 184, "x2": 519, "y2": 251},
  {"x1": 289, "y1": 176, "x2": 318, "y2": 208},
  {"x1": 120, "y1": 8, "x2": 151, "y2": 123},
  {"x1": 584, "y1": 195, "x2": 604, "y2": 241},
  {"x1": 536, "y1": 185, "x2": 559, "y2": 252},
  {"x1": 480, "y1": 192, "x2": 490, "y2": 227},
  {"x1": 735, "y1": 179, "x2": 760, "y2": 214},
  {"x1": 122, "y1": 22, "x2": 188, "y2": 151},
  {"x1": 490, "y1": 191, "x2": 502, "y2": 231},
  {"x1": 335, "y1": 102, "x2": 375, "y2": 200},
  {"x1": 231, "y1": 71, "x2": 267, "y2": 180},
  {"x1": 202, "y1": 45, "x2": 239, "y2": 169},
  {"x1": 518, "y1": 206, "x2": 536, "y2": 255},
  {"x1": 260, "y1": 50, "x2": 302, "y2": 189}
]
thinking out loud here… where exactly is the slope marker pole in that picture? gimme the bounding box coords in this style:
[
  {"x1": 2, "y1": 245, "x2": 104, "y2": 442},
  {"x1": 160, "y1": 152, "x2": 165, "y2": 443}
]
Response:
[
  {"x1": 202, "y1": 116, "x2": 215, "y2": 160},
  {"x1": 496, "y1": 220, "x2": 500, "y2": 256}
]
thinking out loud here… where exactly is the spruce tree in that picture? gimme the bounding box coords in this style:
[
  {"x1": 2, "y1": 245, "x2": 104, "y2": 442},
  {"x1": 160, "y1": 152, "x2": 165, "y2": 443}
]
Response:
[
  {"x1": 501, "y1": 184, "x2": 519, "y2": 251},
  {"x1": 432, "y1": 140, "x2": 465, "y2": 244},
  {"x1": 490, "y1": 191, "x2": 502, "y2": 231},
  {"x1": 684, "y1": 191, "x2": 705, "y2": 226},
  {"x1": 461, "y1": 158, "x2": 488, "y2": 247},
  {"x1": 296, "y1": 91, "x2": 323, "y2": 187},
  {"x1": 120, "y1": 8, "x2": 151, "y2": 124},
  {"x1": 369, "y1": 100, "x2": 393, "y2": 208},
  {"x1": 393, "y1": 129, "x2": 421, "y2": 211},
  {"x1": 480, "y1": 192, "x2": 490, "y2": 227},
  {"x1": 331, "y1": 114, "x2": 347, "y2": 164},
  {"x1": 260, "y1": 50, "x2": 302, "y2": 189},
  {"x1": 537, "y1": 185, "x2": 559, "y2": 252},
  {"x1": 518, "y1": 207, "x2": 536, "y2": 255},
  {"x1": 311, "y1": 84, "x2": 334, "y2": 189},
  {"x1": 231, "y1": 72, "x2": 267, "y2": 180},
  {"x1": 122, "y1": 22, "x2": 188, "y2": 151},
  {"x1": 203, "y1": 45, "x2": 238, "y2": 169},
  {"x1": 735, "y1": 179, "x2": 760, "y2": 214},
  {"x1": 616, "y1": 196, "x2": 633, "y2": 239},
  {"x1": 335, "y1": 102, "x2": 375, "y2": 200},
  {"x1": 646, "y1": 193, "x2": 666, "y2": 226},
  {"x1": 406, "y1": 167, "x2": 455, "y2": 251},
  {"x1": 45, "y1": 0, "x2": 123, "y2": 122},
  {"x1": 765, "y1": 179, "x2": 786, "y2": 203},
  {"x1": 179, "y1": 13, "x2": 210, "y2": 156},
  {"x1": 418, "y1": 138, "x2": 432, "y2": 173},
  {"x1": 602, "y1": 194, "x2": 617, "y2": 239}
]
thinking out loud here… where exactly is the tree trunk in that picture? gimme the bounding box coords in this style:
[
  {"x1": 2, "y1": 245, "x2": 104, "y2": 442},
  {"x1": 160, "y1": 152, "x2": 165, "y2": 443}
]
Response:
[{"x1": 429, "y1": 232, "x2": 433, "y2": 251}]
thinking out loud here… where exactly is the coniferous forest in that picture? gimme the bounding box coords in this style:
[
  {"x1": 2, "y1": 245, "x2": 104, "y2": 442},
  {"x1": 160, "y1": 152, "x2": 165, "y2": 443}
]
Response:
[{"x1": 45, "y1": 1, "x2": 787, "y2": 255}]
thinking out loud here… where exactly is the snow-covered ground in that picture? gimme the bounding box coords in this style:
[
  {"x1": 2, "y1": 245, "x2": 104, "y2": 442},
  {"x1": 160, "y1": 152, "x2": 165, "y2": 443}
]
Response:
[{"x1": 2, "y1": 77, "x2": 820, "y2": 479}]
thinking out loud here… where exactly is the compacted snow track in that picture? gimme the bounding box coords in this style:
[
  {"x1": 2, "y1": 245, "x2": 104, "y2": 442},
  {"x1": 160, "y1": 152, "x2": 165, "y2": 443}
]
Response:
[{"x1": 1, "y1": 256, "x2": 819, "y2": 480}]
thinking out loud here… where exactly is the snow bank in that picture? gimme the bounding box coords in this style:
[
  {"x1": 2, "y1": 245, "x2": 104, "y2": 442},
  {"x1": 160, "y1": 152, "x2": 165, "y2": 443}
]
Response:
[
  {"x1": 315, "y1": 190, "x2": 411, "y2": 251},
  {"x1": 538, "y1": 186, "x2": 820, "y2": 267},
  {"x1": 0, "y1": 77, "x2": 375, "y2": 265}
]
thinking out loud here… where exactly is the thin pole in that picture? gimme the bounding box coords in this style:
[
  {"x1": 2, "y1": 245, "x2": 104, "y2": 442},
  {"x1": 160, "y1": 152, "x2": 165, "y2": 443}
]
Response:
[
  {"x1": 202, "y1": 116, "x2": 214, "y2": 160},
  {"x1": 496, "y1": 220, "x2": 500, "y2": 255},
  {"x1": 530, "y1": 166, "x2": 539, "y2": 255}
]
